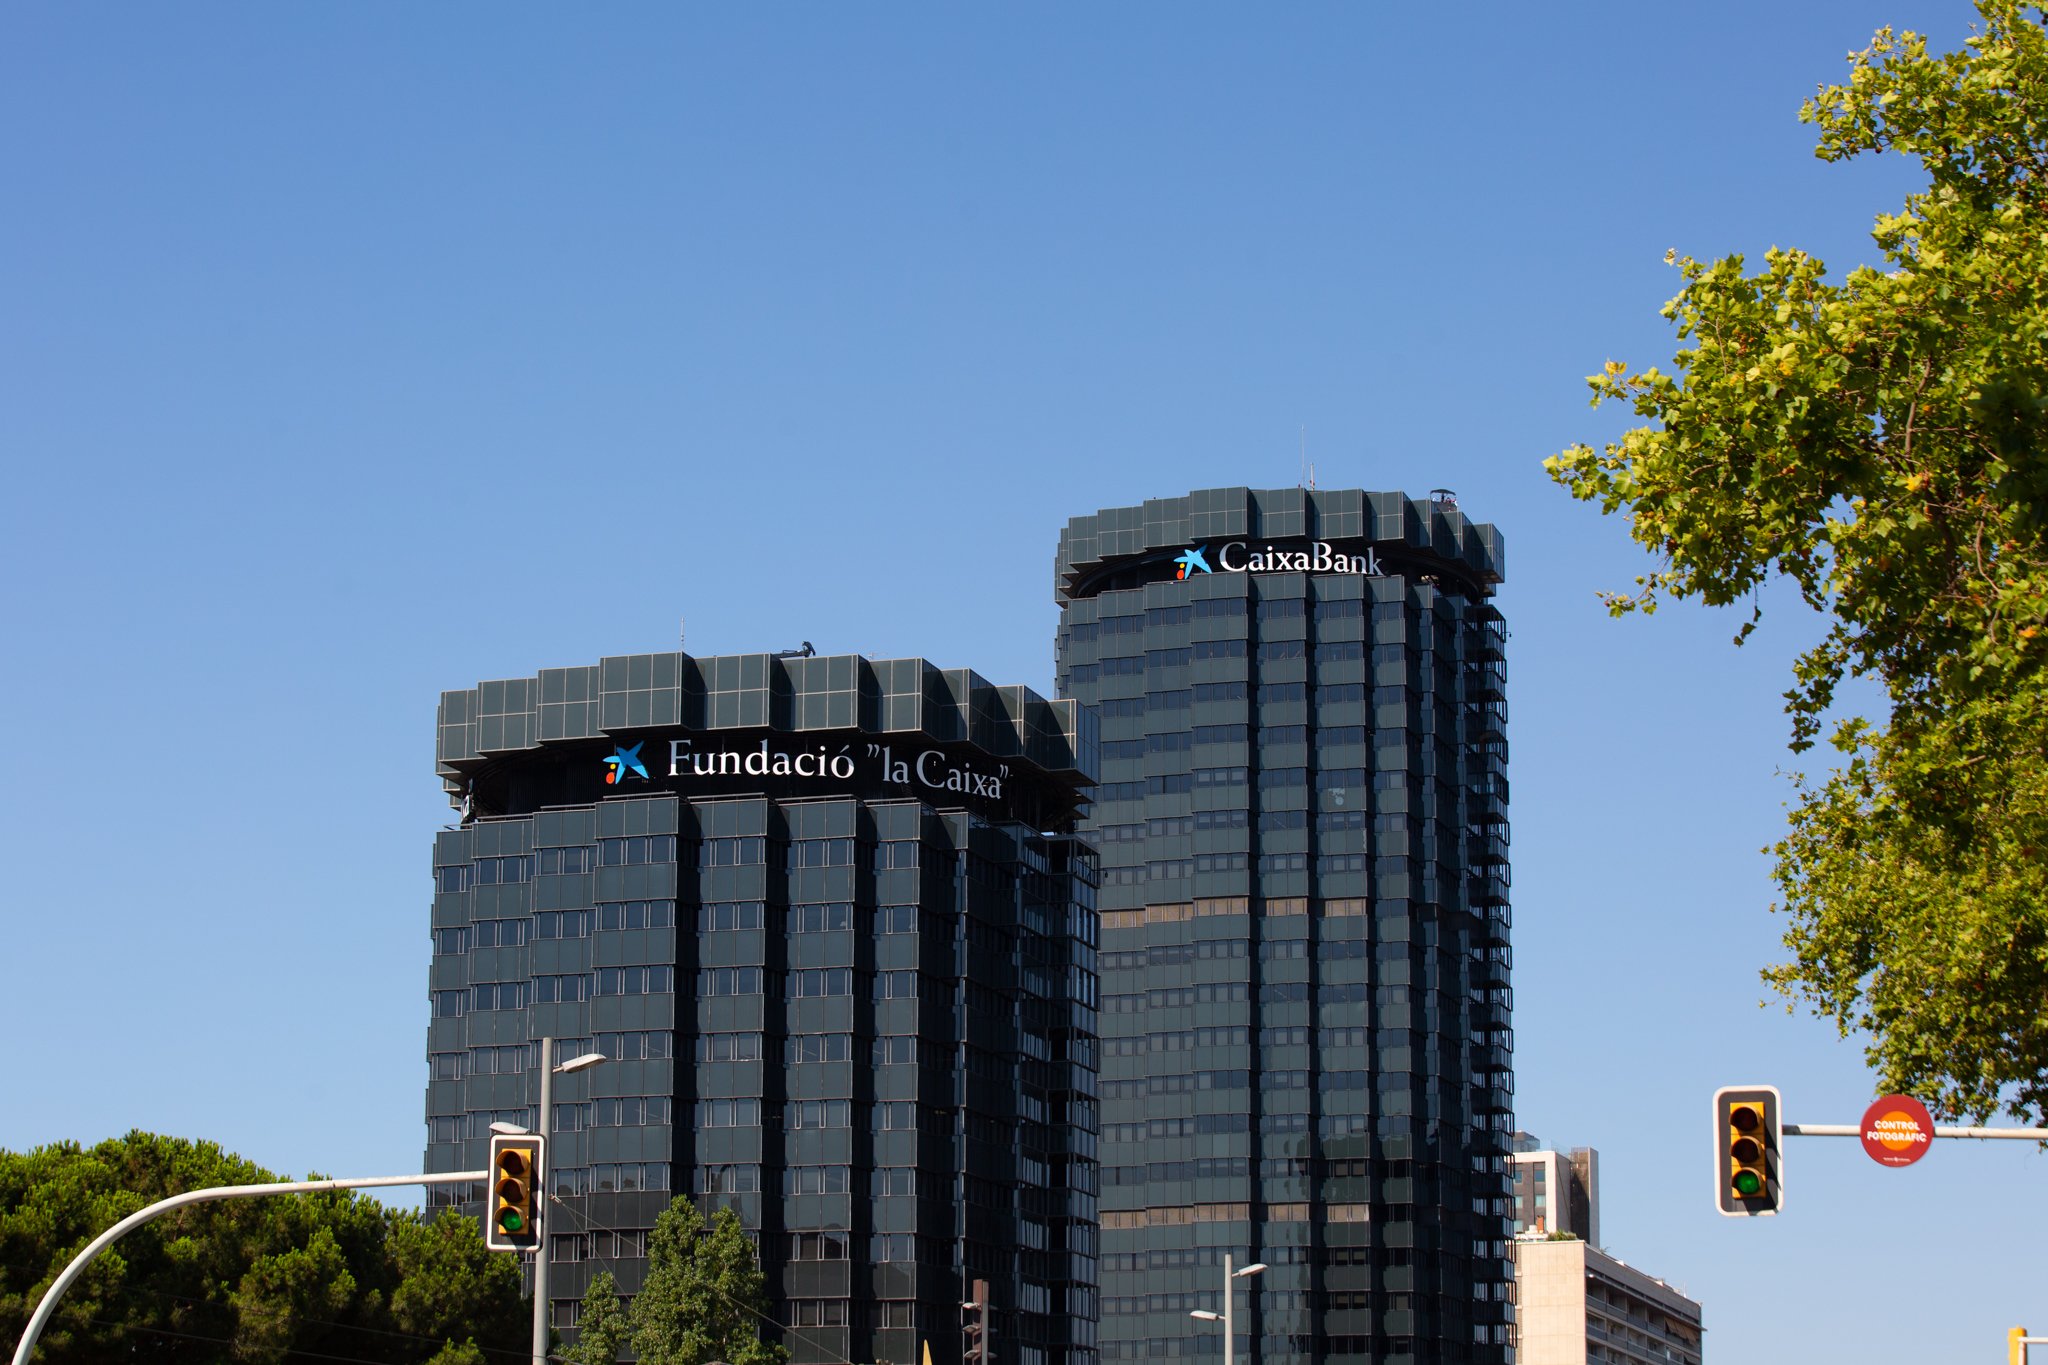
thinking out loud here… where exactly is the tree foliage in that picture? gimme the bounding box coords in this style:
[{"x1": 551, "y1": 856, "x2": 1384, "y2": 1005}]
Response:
[
  {"x1": 564, "y1": 1270, "x2": 628, "y2": 1365},
  {"x1": 1548, "y1": 1, "x2": 2048, "y2": 1121},
  {"x1": 626, "y1": 1202, "x2": 786, "y2": 1365},
  {"x1": 0, "y1": 1130, "x2": 526, "y2": 1364}
]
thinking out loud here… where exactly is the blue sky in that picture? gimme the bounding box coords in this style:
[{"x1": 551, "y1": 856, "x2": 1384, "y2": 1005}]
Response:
[{"x1": 2, "y1": 3, "x2": 2035, "y2": 1359}]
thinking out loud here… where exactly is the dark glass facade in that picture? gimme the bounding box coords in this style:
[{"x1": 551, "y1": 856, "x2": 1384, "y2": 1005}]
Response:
[
  {"x1": 1054, "y1": 488, "x2": 1513, "y2": 1365},
  {"x1": 424, "y1": 651, "x2": 1102, "y2": 1365}
]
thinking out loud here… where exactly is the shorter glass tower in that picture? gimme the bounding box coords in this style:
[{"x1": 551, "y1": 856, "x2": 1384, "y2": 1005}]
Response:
[{"x1": 424, "y1": 651, "x2": 1101, "y2": 1365}]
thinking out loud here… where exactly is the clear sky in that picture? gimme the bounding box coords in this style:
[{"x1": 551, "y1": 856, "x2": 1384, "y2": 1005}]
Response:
[{"x1": 3, "y1": 3, "x2": 2036, "y2": 1360}]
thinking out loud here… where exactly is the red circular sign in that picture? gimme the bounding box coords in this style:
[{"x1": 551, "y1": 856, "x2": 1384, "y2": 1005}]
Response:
[{"x1": 1860, "y1": 1094, "x2": 1935, "y2": 1167}]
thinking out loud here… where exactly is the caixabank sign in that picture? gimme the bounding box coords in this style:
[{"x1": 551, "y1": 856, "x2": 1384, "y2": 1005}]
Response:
[
  {"x1": 1173, "y1": 540, "x2": 1382, "y2": 579},
  {"x1": 1064, "y1": 536, "x2": 1393, "y2": 600}
]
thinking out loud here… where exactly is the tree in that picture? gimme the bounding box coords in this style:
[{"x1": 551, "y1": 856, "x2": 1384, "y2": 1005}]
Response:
[
  {"x1": 564, "y1": 1270, "x2": 629, "y2": 1365},
  {"x1": 1548, "y1": 0, "x2": 2048, "y2": 1121},
  {"x1": 0, "y1": 1131, "x2": 527, "y2": 1363},
  {"x1": 628, "y1": 1201, "x2": 788, "y2": 1365}
]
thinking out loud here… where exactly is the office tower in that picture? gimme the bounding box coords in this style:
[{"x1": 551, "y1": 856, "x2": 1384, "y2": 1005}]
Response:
[
  {"x1": 424, "y1": 651, "x2": 1102, "y2": 1365},
  {"x1": 1054, "y1": 487, "x2": 1513, "y2": 1365}
]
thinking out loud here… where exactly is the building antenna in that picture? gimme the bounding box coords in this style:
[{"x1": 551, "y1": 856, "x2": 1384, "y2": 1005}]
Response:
[{"x1": 678, "y1": 617, "x2": 686, "y2": 649}]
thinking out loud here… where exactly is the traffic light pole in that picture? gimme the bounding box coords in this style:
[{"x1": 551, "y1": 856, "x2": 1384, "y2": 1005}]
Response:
[
  {"x1": 533, "y1": 1034, "x2": 555, "y2": 1365},
  {"x1": 8, "y1": 1168, "x2": 488, "y2": 1365}
]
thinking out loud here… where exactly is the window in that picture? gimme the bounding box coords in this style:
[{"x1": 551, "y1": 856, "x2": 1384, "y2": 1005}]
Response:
[
  {"x1": 471, "y1": 918, "x2": 528, "y2": 948},
  {"x1": 787, "y1": 968, "x2": 853, "y2": 998},
  {"x1": 598, "y1": 835, "x2": 675, "y2": 867},
  {"x1": 874, "y1": 841, "x2": 921, "y2": 870},
  {"x1": 695, "y1": 1032, "x2": 761, "y2": 1062},
  {"x1": 784, "y1": 1165, "x2": 851, "y2": 1194},
  {"x1": 470, "y1": 982, "x2": 527, "y2": 1011},
  {"x1": 788, "y1": 1099, "x2": 851, "y2": 1129},
  {"x1": 875, "y1": 905, "x2": 919, "y2": 934},
  {"x1": 787, "y1": 1035, "x2": 852, "y2": 1063},
  {"x1": 1193, "y1": 638, "x2": 1247, "y2": 660},
  {"x1": 789, "y1": 1301, "x2": 849, "y2": 1328},
  {"x1": 872, "y1": 1101, "x2": 918, "y2": 1131},
  {"x1": 472, "y1": 855, "x2": 532, "y2": 885},
  {"x1": 787, "y1": 839, "x2": 857, "y2": 870},
  {"x1": 790, "y1": 1232, "x2": 849, "y2": 1261},
  {"x1": 433, "y1": 927, "x2": 468, "y2": 954},
  {"x1": 699, "y1": 1164, "x2": 760, "y2": 1194},
  {"x1": 698, "y1": 901, "x2": 764, "y2": 931},
  {"x1": 536, "y1": 846, "x2": 595, "y2": 875},
  {"x1": 694, "y1": 1098, "x2": 761, "y2": 1128},
  {"x1": 789, "y1": 903, "x2": 852, "y2": 933},
  {"x1": 873, "y1": 970, "x2": 919, "y2": 1001},
  {"x1": 596, "y1": 965, "x2": 677, "y2": 996},
  {"x1": 598, "y1": 1031, "x2": 673, "y2": 1060},
  {"x1": 700, "y1": 836, "x2": 767, "y2": 868},
  {"x1": 692, "y1": 967, "x2": 760, "y2": 996},
  {"x1": 597, "y1": 900, "x2": 675, "y2": 930},
  {"x1": 536, "y1": 909, "x2": 593, "y2": 939},
  {"x1": 533, "y1": 973, "x2": 590, "y2": 1004},
  {"x1": 586, "y1": 1163, "x2": 671, "y2": 1193},
  {"x1": 1193, "y1": 724, "x2": 1249, "y2": 745}
]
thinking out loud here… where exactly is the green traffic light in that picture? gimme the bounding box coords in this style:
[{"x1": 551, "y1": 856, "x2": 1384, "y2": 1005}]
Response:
[
  {"x1": 1733, "y1": 1171, "x2": 1763, "y2": 1197},
  {"x1": 498, "y1": 1210, "x2": 525, "y2": 1233}
]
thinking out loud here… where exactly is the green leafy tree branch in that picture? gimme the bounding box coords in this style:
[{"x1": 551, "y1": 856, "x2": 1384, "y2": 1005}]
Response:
[{"x1": 1547, "y1": 1, "x2": 2048, "y2": 1120}]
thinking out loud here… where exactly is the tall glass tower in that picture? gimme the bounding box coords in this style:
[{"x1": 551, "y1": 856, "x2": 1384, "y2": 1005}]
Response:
[
  {"x1": 424, "y1": 651, "x2": 1101, "y2": 1365},
  {"x1": 1053, "y1": 488, "x2": 1513, "y2": 1365}
]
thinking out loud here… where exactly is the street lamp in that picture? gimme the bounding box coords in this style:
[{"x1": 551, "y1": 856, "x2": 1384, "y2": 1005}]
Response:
[
  {"x1": 1188, "y1": 1255, "x2": 1264, "y2": 1365},
  {"x1": 533, "y1": 1037, "x2": 608, "y2": 1365}
]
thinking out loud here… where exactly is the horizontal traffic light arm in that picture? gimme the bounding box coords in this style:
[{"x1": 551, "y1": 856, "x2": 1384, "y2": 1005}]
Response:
[{"x1": 1783, "y1": 1123, "x2": 2048, "y2": 1139}]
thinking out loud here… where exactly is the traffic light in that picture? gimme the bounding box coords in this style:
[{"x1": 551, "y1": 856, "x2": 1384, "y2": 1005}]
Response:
[
  {"x1": 484, "y1": 1133, "x2": 544, "y2": 1251},
  {"x1": 2013, "y1": 1325, "x2": 2030, "y2": 1365},
  {"x1": 1712, "y1": 1084, "x2": 1782, "y2": 1216},
  {"x1": 962, "y1": 1278, "x2": 989, "y2": 1365}
]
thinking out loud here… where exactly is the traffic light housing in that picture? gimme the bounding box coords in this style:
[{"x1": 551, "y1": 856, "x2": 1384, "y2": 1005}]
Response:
[
  {"x1": 1713, "y1": 1084, "x2": 1781, "y2": 1216},
  {"x1": 484, "y1": 1133, "x2": 544, "y2": 1251},
  {"x1": 963, "y1": 1278, "x2": 989, "y2": 1365}
]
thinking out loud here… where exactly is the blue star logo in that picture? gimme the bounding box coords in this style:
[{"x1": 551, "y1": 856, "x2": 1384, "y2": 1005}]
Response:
[
  {"x1": 602, "y1": 743, "x2": 648, "y2": 785},
  {"x1": 1175, "y1": 546, "x2": 1212, "y2": 579}
]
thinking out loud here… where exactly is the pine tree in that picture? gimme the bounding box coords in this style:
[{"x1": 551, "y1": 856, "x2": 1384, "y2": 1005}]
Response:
[
  {"x1": 628, "y1": 1200, "x2": 788, "y2": 1365},
  {"x1": 564, "y1": 1270, "x2": 629, "y2": 1365}
]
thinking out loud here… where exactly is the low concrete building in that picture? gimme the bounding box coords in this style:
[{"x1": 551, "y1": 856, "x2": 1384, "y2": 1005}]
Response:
[{"x1": 1509, "y1": 1238, "x2": 1703, "y2": 1365}]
